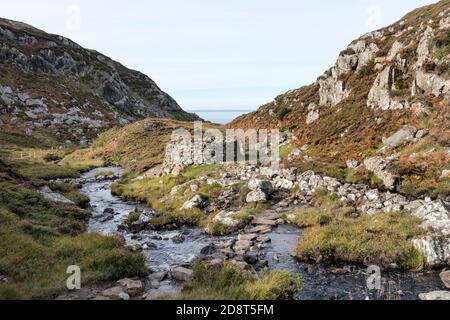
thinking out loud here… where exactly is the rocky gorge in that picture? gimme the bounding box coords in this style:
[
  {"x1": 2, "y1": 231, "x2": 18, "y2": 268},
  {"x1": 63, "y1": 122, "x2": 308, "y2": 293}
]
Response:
[{"x1": 0, "y1": 0, "x2": 449, "y2": 301}]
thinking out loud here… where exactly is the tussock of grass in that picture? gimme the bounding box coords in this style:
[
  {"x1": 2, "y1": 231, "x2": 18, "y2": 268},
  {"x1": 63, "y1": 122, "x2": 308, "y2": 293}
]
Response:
[
  {"x1": 289, "y1": 190, "x2": 355, "y2": 228},
  {"x1": 149, "y1": 209, "x2": 206, "y2": 229},
  {"x1": 175, "y1": 262, "x2": 301, "y2": 300},
  {"x1": 294, "y1": 212, "x2": 425, "y2": 270},
  {"x1": 112, "y1": 164, "x2": 232, "y2": 229},
  {"x1": 112, "y1": 175, "x2": 206, "y2": 229},
  {"x1": 60, "y1": 157, "x2": 104, "y2": 173},
  {"x1": 279, "y1": 144, "x2": 295, "y2": 159},
  {"x1": 95, "y1": 170, "x2": 114, "y2": 179},
  {"x1": 48, "y1": 182, "x2": 90, "y2": 208},
  {"x1": 183, "y1": 164, "x2": 220, "y2": 179}
]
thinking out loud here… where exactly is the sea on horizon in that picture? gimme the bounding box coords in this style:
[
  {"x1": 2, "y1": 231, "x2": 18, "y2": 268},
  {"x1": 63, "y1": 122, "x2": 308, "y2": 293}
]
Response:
[{"x1": 187, "y1": 109, "x2": 255, "y2": 125}]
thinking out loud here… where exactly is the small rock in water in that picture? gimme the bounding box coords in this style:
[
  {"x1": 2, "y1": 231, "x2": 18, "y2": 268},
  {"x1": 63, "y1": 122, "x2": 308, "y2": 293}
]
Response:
[
  {"x1": 103, "y1": 208, "x2": 115, "y2": 215},
  {"x1": 149, "y1": 280, "x2": 160, "y2": 289},
  {"x1": 130, "y1": 234, "x2": 142, "y2": 240},
  {"x1": 200, "y1": 243, "x2": 216, "y2": 255},
  {"x1": 117, "y1": 278, "x2": 144, "y2": 297},
  {"x1": 258, "y1": 260, "x2": 269, "y2": 268},
  {"x1": 244, "y1": 252, "x2": 259, "y2": 264},
  {"x1": 101, "y1": 286, "x2": 130, "y2": 300},
  {"x1": 272, "y1": 255, "x2": 279, "y2": 263},
  {"x1": 252, "y1": 218, "x2": 277, "y2": 226},
  {"x1": 256, "y1": 235, "x2": 271, "y2": 243},
  {"x1": 419, "y1": 291, "x2": 450, "y2": 300},
  {"x1": 170, "y1": 266, "x2": 193, "y2": 282},
  {"x1": 440, "y1": 270, "x2": 450, "y2": 289},
  {"x1": 238, "y1": 233, "x2": 258, "y2": 241},
  {"x1": 125, "y1": 244, "x2": 143, "y2": 252},
  {"x1": 278, "y1": 201, "x2": 289, "y2": 208},
  {"x1": 329, "y1": 266, "x2": 350, "y2": 275},
  {"x1": 99, "y1": 214, "x2": 114, "y2": 222},
  {"x1": 172, "y1": 234, "x2": 185, "y2": 244},
  {"x1": 142, "y1": 242, "x2": 156, "y2": 250},
  {"x1": 148, "y1": 271, "x2": 168, "y2": 282}
]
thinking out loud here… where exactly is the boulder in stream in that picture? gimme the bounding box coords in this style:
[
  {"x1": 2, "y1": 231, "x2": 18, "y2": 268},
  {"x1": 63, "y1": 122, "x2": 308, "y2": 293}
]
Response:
[{"x1": 170, "y1": 266, "x2": 193, "y2": 282}]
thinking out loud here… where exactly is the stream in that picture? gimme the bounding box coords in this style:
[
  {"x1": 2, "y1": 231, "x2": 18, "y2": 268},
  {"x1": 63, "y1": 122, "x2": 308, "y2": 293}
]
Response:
[{"x1": 81, "y1": 167, "x2": 443, "y2": 300}]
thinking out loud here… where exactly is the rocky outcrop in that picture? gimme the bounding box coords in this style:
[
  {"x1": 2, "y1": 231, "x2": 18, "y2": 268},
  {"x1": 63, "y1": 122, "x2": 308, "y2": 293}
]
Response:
[
  {"x1": 318, "y1": 40, "x2": 380, "y2": 107},
  {"x1": 318, "y1": 76, "x2": 349, "y2": 106},
  {"x1": 0, "y1": 17, "x2": 199, "y2": 144},
  {"x1": 246, "y1": 189, "x2": 268, "y2": 203},
  {"x1": 441, "y1": 270, "x2": 450, "y2": 289},
  {"x1": 39, "y1": 186, "x2": 75, "y2": 204},
  {"x1": 381, "y1": 125, "x2": 417, "y2": 153},
  {"x1": 170, "y1": 266, "x2": 193, "y2": 282},
  {"x1": 181, "y1": 195, "x2": 207, "y2": 210},
  {"x1": 363, "y1": 157, "x2": 398, "y2": 189},
  {"x1": 409, "y1": 199, "x2": 450, "y2": 236},
  {"x1": 413, "y1": 70, "x2": 450, "y2": 99},
  {"x1": 367, "y1": 66, "x2": 409, "y2": 110},
  {"x1": 412, "y1": 236, "x2": 450, "y2": 267},
  {"x1": 305, "y1": 103, "x2": 319, "y2": 125}
]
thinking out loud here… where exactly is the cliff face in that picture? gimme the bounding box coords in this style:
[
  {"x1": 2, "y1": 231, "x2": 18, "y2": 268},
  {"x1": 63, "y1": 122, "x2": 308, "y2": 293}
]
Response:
[
  {"x1": 230, "y1": 0, "x2": 449, "y2": 162},
  {"x1": 0, "y1": 18, "x2": 199, "y2": 145},
  {"x1": 229, "y1": 1, "x2": 449, "y2": 199}
]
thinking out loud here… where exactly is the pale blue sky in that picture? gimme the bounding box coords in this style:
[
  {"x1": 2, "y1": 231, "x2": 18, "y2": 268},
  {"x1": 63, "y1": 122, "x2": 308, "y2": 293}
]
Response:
[{"x1": 1, "y1": 0, "x2": 438, "y2": 112}]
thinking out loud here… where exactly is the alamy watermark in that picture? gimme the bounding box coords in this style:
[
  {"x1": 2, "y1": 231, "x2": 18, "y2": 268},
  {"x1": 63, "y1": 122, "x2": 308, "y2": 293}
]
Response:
[
  {"x1": 366, "y1": 265, "x2": 381, "y2": 290},
  {"x1": 66, "y1": 265, "x2": 81, "y2": 290},
  {"x1": 167, "y1": 121, "x2": 281, "y2": 170}
]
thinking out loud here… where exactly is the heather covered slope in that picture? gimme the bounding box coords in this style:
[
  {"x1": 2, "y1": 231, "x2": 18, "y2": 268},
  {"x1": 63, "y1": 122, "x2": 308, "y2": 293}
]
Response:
[
  {"x1": 0, "y1": 18, "x2": 199, "y2": 146},
  {"x1": 230, "y1": 0, "x2": 450, "y2": 199}
]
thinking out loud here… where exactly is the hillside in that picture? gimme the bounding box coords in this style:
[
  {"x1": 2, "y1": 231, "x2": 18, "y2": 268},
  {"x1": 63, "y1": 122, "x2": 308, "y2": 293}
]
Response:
[
  {"x1": 0, "y1": 18, "x2": 199, "y2": 146},
  {"x1": 230, "y1": 0, "x2": 450, "y2": 199},
  {"x1": 0, "y1": 2, "x2": 449, "y2": 300}
]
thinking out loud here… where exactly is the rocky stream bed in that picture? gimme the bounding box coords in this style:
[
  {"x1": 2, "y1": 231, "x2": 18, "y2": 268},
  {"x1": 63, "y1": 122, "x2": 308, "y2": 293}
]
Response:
[{"x1": 58, "y1": 167, "x2": 447, "y2": 300}]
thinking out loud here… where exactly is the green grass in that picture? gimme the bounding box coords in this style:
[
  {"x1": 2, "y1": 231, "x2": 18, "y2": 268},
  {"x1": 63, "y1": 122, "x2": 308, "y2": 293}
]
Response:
[
  {"x1": 400, "y1": 176, "x2": 450, "y2": 198},
  {"x1": 95, "y1": 170, "x2": 114, "y2": 179},
  {"x1": 289, "y1": 190, "x2": 355, "y2": 228},
  {"x1": 59, "y1": 151, "x2": 104, "y2": 172},
  {"x1": 294, "y1": 211, "x2": 425, "y2": 270},
  {"x1": 149, "y1": 209, "x2": 206, "y2": 229},
  {"x1": 279, "y1": 144, "x2": 295, "y2": 159},
  {"x1": 0, "y1": 163, "x2": 145, "y2": 299},
  {"x1": 0, "y1": 218, "x2": 147, "y2": 299},
  {"x1": 173, "y1": 261, "x2": 301, "y2": 300},
  {"x1": 48, "y1": 182, "x2": 90, "y2": 208},
  {"x1": 183, "y1": 164, "x2": 220, "y2": 179},
  {"x1": 0, "y1": 160, "x2": 147, "y2": 299},
  {"x1": 112, "y1": 175, "x2": 208, "y2": 229},
  {"x1": 112, "y1": 175, "x2": 182, "y2": 205},
  {"x1": 112, "y1": 164, "x2": 231, "y2": 229}
]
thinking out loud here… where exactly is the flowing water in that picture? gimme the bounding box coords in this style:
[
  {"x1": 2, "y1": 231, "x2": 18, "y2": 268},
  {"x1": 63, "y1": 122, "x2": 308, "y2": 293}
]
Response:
[
  {"x1": 80, "y1": 167, "x2": 443, "y2": 300},
  {"x1": 264, "y1": 224, "x2": 442, "y2": 300}
]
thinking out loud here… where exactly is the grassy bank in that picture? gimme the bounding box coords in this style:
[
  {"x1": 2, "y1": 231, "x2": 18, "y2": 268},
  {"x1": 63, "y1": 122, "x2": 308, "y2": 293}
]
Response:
[
  {"x1": 173, "y1": 262, "x2": 301, "y2": 300},
  {"x1": 112, "y1": 164, "x2": 227, "y2": 229},
  {"x1": 290, "y1": 191, "x2": 425, "y2": 270},
  {"x1": 0, "y1": 138, "x2": 147, "y2": 299}
]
